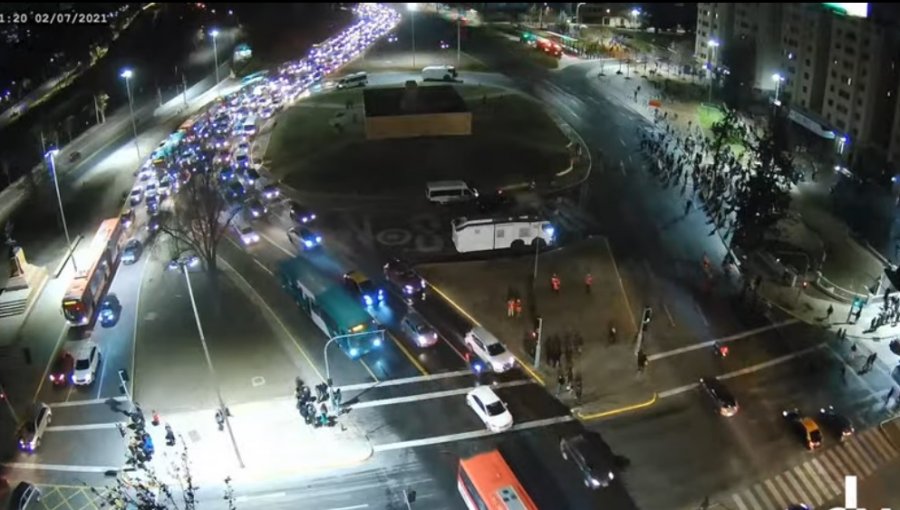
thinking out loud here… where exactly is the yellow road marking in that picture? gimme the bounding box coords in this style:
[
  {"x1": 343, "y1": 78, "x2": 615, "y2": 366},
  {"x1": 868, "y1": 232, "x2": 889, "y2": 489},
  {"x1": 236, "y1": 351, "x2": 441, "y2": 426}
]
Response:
[
  {"x1": 387, "y1": 331, "x2": 428, "y2": 376},
  {"x1": 576, "y1": 392, "x2": 658, "y2": 421}
]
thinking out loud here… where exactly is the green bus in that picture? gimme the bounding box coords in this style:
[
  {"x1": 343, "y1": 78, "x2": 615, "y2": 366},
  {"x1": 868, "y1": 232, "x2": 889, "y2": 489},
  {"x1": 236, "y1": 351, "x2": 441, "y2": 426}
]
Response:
[{"x1": 278, "y1": 256, "x2": 382, "y2": 358}]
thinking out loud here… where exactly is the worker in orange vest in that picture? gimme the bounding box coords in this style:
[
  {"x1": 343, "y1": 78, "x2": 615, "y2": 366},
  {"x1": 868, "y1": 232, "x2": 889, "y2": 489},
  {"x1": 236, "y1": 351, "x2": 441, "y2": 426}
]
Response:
[
  {"x1": 506, "y1": 298, "x2": 515, "y2": 318},
  {"x1": 584, "y1": 273, "x2": 593, "y2": 294},
  {"x1": 551, "y1": 273, "x2": 561, "y2": 294},
  {"x1": 514, "y1": 298, "x2": 523, "y2": 317}
]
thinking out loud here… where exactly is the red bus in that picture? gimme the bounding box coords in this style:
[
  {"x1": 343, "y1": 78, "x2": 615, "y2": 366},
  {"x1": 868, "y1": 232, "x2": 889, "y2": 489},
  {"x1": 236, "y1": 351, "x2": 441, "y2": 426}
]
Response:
[
  {"x1": 62, "y1": 218, "x2": 126, "y2": 326},
  {"x1": 458, "y1": 450, "x2": 539, "y2": 510}
]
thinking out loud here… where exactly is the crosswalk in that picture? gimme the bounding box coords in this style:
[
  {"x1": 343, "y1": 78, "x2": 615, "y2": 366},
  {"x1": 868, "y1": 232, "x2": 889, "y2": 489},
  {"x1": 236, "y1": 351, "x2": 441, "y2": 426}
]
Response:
[{"x1": 730, "y1": 427, "x2": 897, "y2": 510}]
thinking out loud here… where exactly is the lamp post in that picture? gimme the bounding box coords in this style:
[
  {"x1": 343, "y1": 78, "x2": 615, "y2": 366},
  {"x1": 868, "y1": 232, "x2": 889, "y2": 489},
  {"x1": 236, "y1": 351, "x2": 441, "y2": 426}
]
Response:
[
  {"x1": 324, "y1": 330, "x2": 385, "y2": 384},
  {"x1": 45, "y1": 149, "x2": 77, "y2": 272},
  {"x1": 456, "y1": 12, "x2": 461, "y2": 66},
  {"x1": 210, "y1": 29, "x2": 221, "y2": 85},
  {"x1": 575, "y1": 2, "x2": 586, "y2": 25},
  {"x1": 120, "y1": 69, "x2": 140, "y2": 160},
  {"x1": 169, "y1": 254, "x2": 245, "y2": 469},
  {"x1": 706, "y1": 39, "x2": 720, "y2": 102},
  {"x1": 630, "y1": 8, "x2": 641, "y2": 28},
  {"x1": 407, "y1": 3, "x2": 418, "y2": 68},
  {"x1": 772, "y1": 72, "x2": 784, "y2": 106}
]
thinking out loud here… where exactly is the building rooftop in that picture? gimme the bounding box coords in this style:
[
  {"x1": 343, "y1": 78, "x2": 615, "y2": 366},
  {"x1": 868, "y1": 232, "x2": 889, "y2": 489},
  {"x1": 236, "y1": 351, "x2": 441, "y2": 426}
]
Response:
[{"x1": 363, "y1": 85, "x2": 468, "y2": 117}]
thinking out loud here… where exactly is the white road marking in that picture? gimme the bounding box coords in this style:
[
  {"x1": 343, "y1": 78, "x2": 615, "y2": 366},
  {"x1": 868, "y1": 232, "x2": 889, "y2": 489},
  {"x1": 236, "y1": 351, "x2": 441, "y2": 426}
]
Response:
[
  {"x1": 619, "y1": 137, "x2": 626, "y2": 147},
  {"x1": 648, "y1": 320, "x2": 799, "y2": 361},
  {"x1": 1, "y1": 462, "x2": 123, "y2": 473},
  {"x1": 659, "y1": 344, "x2": 824, "y2": 399},
  {"x1": 130, "y1": 256, "x2": 151, "y2": 398},
  {"x1": 253, "y1": 258, "x2": 274, "y2": 276},
  {"x1": 323, "y1": 505, "x2": 369, "y2": 510},
  {"x1": 235, "y1": 492, "x2": 287, "y2": 503},
  {"x1": 693, "y1": 299, "x2": 710, "y2": 327},
  {"x1": 338, "y1": 370, "x2": 473, "y2": 392},
  {"x1": 46, "y1": 422, "x2": 124, "y2": 432},
  {"x1": 372, "y1": 415, "x2": 575, "y2": 452},
  {"x1": 258, "y1": 230, "x2": 294, "y2": 257},
  {"x1": 48, "y1": 396, "x2": 128, "y2": 408},
  {"x1": 351, "y1": 380, "x2": 533, "y2": 410},
  {"x1": 663, "y1": 304, "x2": 676, "y2": 327}
]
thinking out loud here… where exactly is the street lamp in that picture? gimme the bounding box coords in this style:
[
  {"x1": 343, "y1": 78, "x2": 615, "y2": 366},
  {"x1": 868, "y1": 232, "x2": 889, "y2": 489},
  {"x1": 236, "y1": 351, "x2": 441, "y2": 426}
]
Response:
[
  {"x1": 706, "y1": 39, "x2": 720, "y2": 102},
  {"x1": 324, "y1": 330, "x2": 385, "y2": 384},
  {"x1": 168, "y1": 253, "x2": 245, "y2": 469},
  {"x1": 45, "y1": 148, "x2": 77, "y2": 272},
  {"x1": 575, "y1": 2, "x2": 587, "y2": 25},
  {"x1": 407, "y1": 3, "x2": 418, "y2": 68},
  {"x1": 120, "y1": 68, "x2": 140, "y2": 160},
  {"x1": 630, "y1": 8, "x2": 641, "y2": 28},
  {"x1": 210, "y1": 29, "x2": 220, "y2": 85},
  {"x1": 772, "y1": 73, "x2": 784, "y2": 106}
]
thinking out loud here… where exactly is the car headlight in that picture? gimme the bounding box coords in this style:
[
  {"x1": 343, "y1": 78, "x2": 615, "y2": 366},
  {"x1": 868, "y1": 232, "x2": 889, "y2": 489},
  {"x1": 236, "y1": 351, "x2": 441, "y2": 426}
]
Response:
[
  {"x1": 304, "y1": 240, "x2": 314, "y2": 248},
  {"x1": 377, "y1": 289, "x2": 384, "y2": 300},
  {"x1": 403, "y1": 284, "x2": 414, "y2": 294},
  {"x1": 363, "y1": 295, "x2": 373, "y2": 306},
  {"x1": 417, "y1": 335, "x2": 426, "y2": 346},
  {"x1": 315, "y1": 236, "x2": 322, "y2": 243}
]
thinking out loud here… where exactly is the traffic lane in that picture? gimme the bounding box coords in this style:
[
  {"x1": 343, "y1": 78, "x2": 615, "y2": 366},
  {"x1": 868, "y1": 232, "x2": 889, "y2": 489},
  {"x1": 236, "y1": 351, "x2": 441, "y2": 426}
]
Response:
[
  {"x1": 65, "y1": 256, "x2": 147, "y2": 404},
  {"x1": 351, "y1": 381, "x2": 566, "y2": 447},
  {"x1": 341, "y1": 371, "x2": 529, "y2": 408},
  {"x1": 837, "y1": 455, "x2": 900, "y2": 510},
  {"x1": 646, "y1": 321, "x2": 822, "y2": 391},
  {"x1": 44, "y1": 401, "x2": 128, "y2": 427},
  {"x1": 217, "y1": 237, "x2": 376, "y2": 387},
  {"x1": 18, "y1": 428, "x2": 123, "y2": 470},
  {"x1": 594, "y1": 391, "x2": 759, "y2": 510}
]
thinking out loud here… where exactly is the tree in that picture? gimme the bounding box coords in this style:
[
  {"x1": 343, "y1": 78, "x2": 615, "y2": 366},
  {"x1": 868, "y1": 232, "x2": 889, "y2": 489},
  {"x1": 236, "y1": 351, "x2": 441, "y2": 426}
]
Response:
[
  {"x1": 159, "y1": 169, "x2": 238, "y2": 274},
  {"x1": 732, "y1": 112, "x2": 794, "y2": 248},
  {"x1": 709, "y1": 108, "x2": 739, "y2": 176}
]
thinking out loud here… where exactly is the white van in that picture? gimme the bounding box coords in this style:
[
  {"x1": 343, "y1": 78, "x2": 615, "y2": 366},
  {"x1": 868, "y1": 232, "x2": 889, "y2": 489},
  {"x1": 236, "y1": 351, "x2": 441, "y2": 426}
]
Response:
[
  {"x1": 464, "y1": 325, "x2": 516, "y2": 373},
  {"x1": 426, "y1": 180, "x2": 479, "y2": 204},
  {"x1": 337, "y1": 71, "x2": 368, "y2": 89},
  {"x1": 422, "y1": 65, "x2": 458, "y2": 82}
]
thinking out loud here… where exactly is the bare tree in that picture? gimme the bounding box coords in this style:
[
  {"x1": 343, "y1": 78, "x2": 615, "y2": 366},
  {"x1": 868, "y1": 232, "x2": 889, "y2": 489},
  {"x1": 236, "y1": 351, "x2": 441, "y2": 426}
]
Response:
[{"x1": 159, "y1": 169, "x2": 237, "y2": 273}]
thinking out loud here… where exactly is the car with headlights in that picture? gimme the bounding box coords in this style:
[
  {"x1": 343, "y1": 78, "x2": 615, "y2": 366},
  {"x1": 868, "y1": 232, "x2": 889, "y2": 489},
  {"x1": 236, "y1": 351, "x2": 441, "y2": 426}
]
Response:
[
  {"x1": 147, "y1": 215, "x2": 161, "y2": 234},
  {"x1": 122, "y1": 238, "x2": 143, "y2": 265},
  {"x1": 234, "y1": 222, "x2": 259, "y2": 245},
  {"x1": 289, "y1": 201, "x2": 316, "y2": 224},
  {"x1": 146, "y1": 195, "x2": 160, "y2": 216},
  {"x1": 560, "y1": 434, "x2": 615, "y2": 490},
  {"x1": 98, "y1": 294, "x2": 121, "y2": 328},
  {"x1": 158, "y1": 176, "x2": 172, "y2": 197},
  {"x1": 246, "y1": 198, "x2": 268, "y2": 219},
  {"x1": 466, "y1": 386, "x2": 512, "y2": 432},
  {"x1": 72, "y1": 342, "x2": 101, "y2": 384},
  {"x1": 48, "y1": 352, "x2": 74, "y2": 387},
  {"x1": 783, "y1": 408, "x2": 823, "y2": 450},
  {"x1": 288, "y1": 227, "x2": 322, "y2": 251},
  {"x1": 261, "y1": 183, "x2": 280, "y2": 200},
  {"x1": 699, "y1": 376, "x2": 739, "y2": 417},
  {"x1": 129, "y1": 187, "x2": 143, "y2": 206},
  {"x1": 226, "y1": 181, "x2": 246, "y2": 202},
  {"x1": 343, "y1": 270, "x2": 384, "y2": 307},
  {"x1": 17, "y1": 403, "x2": 51, "y2": 452},
  {"x1": 817, "y1": 406, "x2": 854, "y2": 441},
  {"x1": 120, "y1": 209, "x2": 135, "y2": 229},
  {"x1": 464, "y1": 325, "x2": 516, "y2": 373},
  {"x1": 401, "y1": 311, "x2": 438, "y2": 348},
  {"x1": 383, "y1": 258, "x2": 426, "y2": 300}
]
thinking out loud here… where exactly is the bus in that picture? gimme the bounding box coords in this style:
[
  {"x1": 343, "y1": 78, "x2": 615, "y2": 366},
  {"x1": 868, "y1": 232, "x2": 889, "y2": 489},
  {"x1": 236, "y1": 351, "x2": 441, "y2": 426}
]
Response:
[
  {"x1": 458, "y1": 451, "x2": 539, "y2": 510},
  {"x1": 62, "y1": 218, "x2": 126, "y2": 326},
  {"x1": 278, "y1": 256, "x2": 382, "y2": 358},
  {"x1": 451, "y1": 215, "x2": 555, "y2": 253},
  {"x1": 544, "y1": 31, "x2": 583, "y2": 56}
]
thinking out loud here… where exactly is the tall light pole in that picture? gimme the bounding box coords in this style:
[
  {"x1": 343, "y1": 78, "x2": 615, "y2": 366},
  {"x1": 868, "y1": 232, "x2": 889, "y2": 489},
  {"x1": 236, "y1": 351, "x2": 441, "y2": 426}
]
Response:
[
  {"x1": 772, "y1": 72, "x2": 784, "y2": 106},
  {"x1": 45, "y1": 149, "x2": 77, "y2": 272},
  {"x1": 170, "y1": 254, "x2": 245, "y2": 469},
  {"x1": 407, "y1": 3, "x2": 418, "y2": 68},
  {"x1": 210, "y1": 29, "x2": 221, "y2": 85},
  {"x1": 575, "y1": 2, "x2": 586, "y2": 25},
  {"x1": 456, "y1": 14, "x2": 461, "y2": 66},
  {"x1": 630, "y1": 8, "x2": 641, "y2": 28},
  {"x1": 120, "y1": 69, "x2": 140, "y2": 160},
  {"x1": 706, "y1": 39, "x2": 720, "y2": 103},
  {"x1": 324, "y1": 331, "x2": 385, "y2": 384}
]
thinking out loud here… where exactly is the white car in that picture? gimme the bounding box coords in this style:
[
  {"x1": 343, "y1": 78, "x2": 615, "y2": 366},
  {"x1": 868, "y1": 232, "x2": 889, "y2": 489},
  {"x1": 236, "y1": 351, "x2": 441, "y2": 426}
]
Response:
[
  {"x1": 17, "y1": 403, "x2": 51, "y2": 453},
  {"x1": 129, "y1": 187, "x2": 143, "y2": 206},
  {"x1": 71, "y1": 341, "x2": 101, "y2": 385},
  {"x1": 464, "y1": 326, "x2": 516, "y2": 373},
  {"x1": 466, "y1": 386, "x2": 513, "y2": 432},
  {"x1": 158, "y1": 177, "x2": 172, "y2": 197},
  {"x1": 144, "y1": 182, "x2": 158, "y2": 201}
]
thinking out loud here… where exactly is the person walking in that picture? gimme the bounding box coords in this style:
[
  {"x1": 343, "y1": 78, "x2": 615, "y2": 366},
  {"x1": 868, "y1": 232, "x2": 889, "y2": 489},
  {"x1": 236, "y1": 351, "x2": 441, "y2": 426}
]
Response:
[
  {"x1": 826, "y1": 304, "x2": 834, "y2": 321},
  {"x1": 584, "y1": 272, "x2": 593, "y2": 294},
  {"x1": 556, "y1": 371, "x2": 566, "y2": 396},
  {"x1": 506, "y1": 298, "x2": 515, "y2": 318},
  {"x1": 551, "y1": 273, "x2": 561, "y2": 294},
  {"x1": 514, "y1": 298, "x2": 523, "y2": 318}
]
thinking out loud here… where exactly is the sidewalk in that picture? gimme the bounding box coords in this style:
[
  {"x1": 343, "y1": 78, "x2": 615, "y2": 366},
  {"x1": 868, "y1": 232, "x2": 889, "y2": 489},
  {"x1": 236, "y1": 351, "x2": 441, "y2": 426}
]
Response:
[
  {"x1": 140, "y1": 397, "x2": 372, "y2": 486},
  {"x1": 419, "y1": 237, "x2": 656, "y2": 420}
]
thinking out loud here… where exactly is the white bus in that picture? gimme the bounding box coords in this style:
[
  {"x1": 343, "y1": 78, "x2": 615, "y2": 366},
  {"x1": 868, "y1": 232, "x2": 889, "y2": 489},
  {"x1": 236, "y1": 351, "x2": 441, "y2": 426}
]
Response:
[
  {"x1": 451, "y1": 215, "x2": 555, "y2": 253},
  {"x1": 241, "y1": 115, "x2": 258, "y2": 137}
]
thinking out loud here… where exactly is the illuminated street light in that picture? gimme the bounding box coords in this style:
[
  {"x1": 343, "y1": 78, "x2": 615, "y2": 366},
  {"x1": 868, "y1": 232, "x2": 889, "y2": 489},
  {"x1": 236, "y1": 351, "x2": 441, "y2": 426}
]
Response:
[
  {"x1": 706, "y1": 39, "x2": 720, "y2": 102},
  {"x1": 44, "y1": 149, "x2": 77, "y2": 272},
  {"x1": 772, "y1": 73, "x2": 784, "y2": 105},
  {"x1": 630, "y1": 8, "x2": 641, "y2": 27},
  {"x1": 407, "y1": 4, "x2": 418, "y2": 68},
  {"x1": 210, "y1": 29, "x2": 221, "y2": 85},
  {"x1": 120, "y1": 68, "x2": 140, "y2": 159}
]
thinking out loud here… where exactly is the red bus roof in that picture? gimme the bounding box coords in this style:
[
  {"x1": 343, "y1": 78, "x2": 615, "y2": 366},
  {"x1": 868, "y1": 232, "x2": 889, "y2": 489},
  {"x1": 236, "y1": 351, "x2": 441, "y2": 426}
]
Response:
[
  {"x1": 460, "y1": 451, "x2": 538, "y2": 510},
  {"x1": 63, "y1": 218, "x2": 121, "y2": 301}
]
